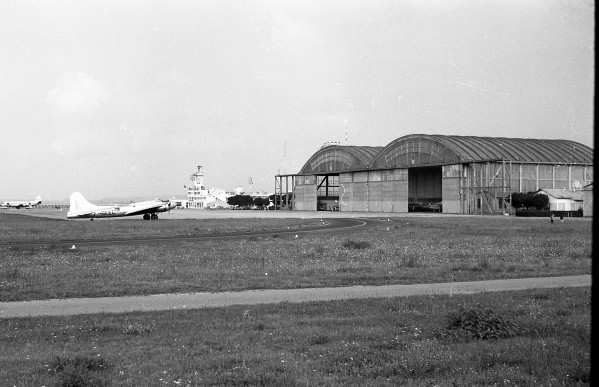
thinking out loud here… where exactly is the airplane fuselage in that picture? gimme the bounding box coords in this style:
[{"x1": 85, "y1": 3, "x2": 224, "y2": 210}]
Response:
[
  {"x1": 66, "y1": 196, "x2": 176, "y2": 220},
  {"x1": 71, "y1": 206, "x2": 129, "y2": 219},
  {"x1": 2, "y1": 196, "x2": 41, "y2": 209}
]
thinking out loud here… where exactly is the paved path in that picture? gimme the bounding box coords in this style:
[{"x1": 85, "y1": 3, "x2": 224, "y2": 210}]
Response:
[{"x1": 0, "y1": 275, "x2": 590, "y2": 318}]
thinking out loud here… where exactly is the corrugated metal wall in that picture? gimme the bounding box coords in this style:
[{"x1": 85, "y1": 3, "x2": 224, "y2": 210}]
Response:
[
  {"x1": 442, "y1": 165, "x2": 461, "y2": 213},
  {"x1": 458, "y1": 163, "x2": 593, "y2": 214},
  {"x1": 339, "y1": 170, "x2": 408, "y2": 212},
  {"x1": 293, "y1": 175, "x2": 317, "y2": 211},
  {"x1": 510, "y1": 164, "x2": 592, "y2": 193},
  {"x1": 288, "y1": 164, "x2": 593, "y2": 215}
]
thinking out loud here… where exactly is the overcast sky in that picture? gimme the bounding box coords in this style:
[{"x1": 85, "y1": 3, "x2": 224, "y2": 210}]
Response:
[{"x1": 0, "y1": 0, "x2": 594, "y2": 201}]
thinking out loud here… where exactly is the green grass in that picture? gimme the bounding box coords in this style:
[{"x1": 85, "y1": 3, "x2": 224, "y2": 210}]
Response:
[
  {"x1": 0, "y1": 213, "x2": 591, "y2": 385},
  {"x1": 0, "y1": 214, "x2": 591, "y2": 301},
  {"x1": 0, "y1": 212, "x2": 320, "y2": 242},
  {"x1": 0, "y1": 287, "x2": 590, "y2": 386}
]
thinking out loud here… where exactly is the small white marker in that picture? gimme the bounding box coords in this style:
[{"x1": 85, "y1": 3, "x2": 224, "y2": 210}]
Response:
[{"x1": 70, "y1": 245, "x2": 76, "y2": 249}]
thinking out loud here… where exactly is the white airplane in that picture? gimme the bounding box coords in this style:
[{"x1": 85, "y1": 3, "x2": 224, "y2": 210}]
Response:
[
  {"x1": 2, "y1": 195, "x2": 42, "y2": 209},
  {"x1": 67, "y1": 192, "x2": 176, "y2": 220}
]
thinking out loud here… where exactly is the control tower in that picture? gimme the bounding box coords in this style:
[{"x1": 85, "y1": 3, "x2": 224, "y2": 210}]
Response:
[{"x1": 186, "y1": 166, "x2": 230, "y2": 209}]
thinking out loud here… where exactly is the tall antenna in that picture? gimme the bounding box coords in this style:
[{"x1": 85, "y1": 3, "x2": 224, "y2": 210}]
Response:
[
  {"x1": 283, "y1": 141, "x2": 287, "y2": 174},
  {"x1": 190, "y1": 165, "x2": 204, "y2": 188},
  {"x1": 345, "y1": 121, "x2": 348, "y2": 146}
]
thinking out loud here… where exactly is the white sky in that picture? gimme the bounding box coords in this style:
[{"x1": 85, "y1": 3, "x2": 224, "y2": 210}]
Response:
[{"x1": 0, "y1": 0, "x2": 594, "y2": 201}]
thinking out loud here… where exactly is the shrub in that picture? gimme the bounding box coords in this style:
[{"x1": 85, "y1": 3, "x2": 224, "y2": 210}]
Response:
[
  {"x1": 48, "y1": 355, "x2": 111, "y2": 386},
  {"x1": 511, "y1": 192, "x2": 549, "y2": 210},
  {"x1": 515, "y1": 209, "x2": 582, "y2": 218},
  {"x1": 342, "y1": 240, "x2": 371, "y2": 249},
  {"x1": 400, "y1": 254, "x2": 418, "y2": 268},
  {"x1": 442, "y1": 308, "x2": 522, "y2": 340}
]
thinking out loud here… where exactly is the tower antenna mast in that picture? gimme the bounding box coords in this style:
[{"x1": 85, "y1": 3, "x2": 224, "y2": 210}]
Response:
[
  {"x1": 283, "y1": 141, "x2": 287, "y2": 174},
  {"x1": 190, "y1": 165, "x2": 204, "y2": 188},
  {"x1": 345, "y1": 121, "x2": 348, "y2": 146}
]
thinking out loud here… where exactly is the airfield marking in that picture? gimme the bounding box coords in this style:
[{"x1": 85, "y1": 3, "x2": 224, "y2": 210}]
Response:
[{"x1": 0, "y1": 275, "x2": 590, "y2": 318}]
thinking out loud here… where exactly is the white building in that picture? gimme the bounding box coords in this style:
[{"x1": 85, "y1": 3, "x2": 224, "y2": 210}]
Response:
[
  {"x1": 186, "y1": 166, "x2": 232, "y2": 209},
  {"x1": 538, "y1": 189, "x2": 583, "y2": 212},
  {"x1": 234, "y1": 186, "x2": 244, "y2": 195}
]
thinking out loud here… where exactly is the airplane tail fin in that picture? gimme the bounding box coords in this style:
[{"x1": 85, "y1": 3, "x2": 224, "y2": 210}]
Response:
[
  {"x1": 35, "y1": 195, "x2": 41, "y2": 204},
  {"x1": 69, "y1": 192, "x2": 96, "y2": 213}
]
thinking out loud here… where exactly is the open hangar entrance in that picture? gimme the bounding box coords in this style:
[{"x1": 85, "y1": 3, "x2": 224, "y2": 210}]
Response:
[
  {"x1": 272, "y1": 173, "x2": 342, "y2": 211},
  {"x1": 275, "y1": 135, "x2": 593, "y2": 214},
  {"x1": 316, "y1": 174, "x2": 340, "y2": 211},
  {"x1": 408, "y1": 166, "x2": 442, "y2": 212}
]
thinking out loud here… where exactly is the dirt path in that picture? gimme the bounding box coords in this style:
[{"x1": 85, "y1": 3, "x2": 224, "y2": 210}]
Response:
[{"x1": 0, "y1": 275, "x2": 590, "y2": 318}]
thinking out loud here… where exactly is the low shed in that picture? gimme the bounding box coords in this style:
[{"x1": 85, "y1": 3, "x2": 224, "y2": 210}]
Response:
[{"x1": 538, "y1": 189, "x2": 583, "y2": 212}]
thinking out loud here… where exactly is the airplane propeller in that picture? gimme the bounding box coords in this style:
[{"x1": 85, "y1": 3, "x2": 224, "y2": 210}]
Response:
[{"x1": 158, "y1": 198, "x2": 175, "y2": 214}]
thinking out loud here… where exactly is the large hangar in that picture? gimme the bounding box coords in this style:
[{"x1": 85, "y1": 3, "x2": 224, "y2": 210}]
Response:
[{"x1": 274, "y1": 134, "x2": 594, "y2": 214}]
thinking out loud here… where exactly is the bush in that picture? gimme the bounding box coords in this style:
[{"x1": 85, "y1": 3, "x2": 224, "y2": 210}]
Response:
[
  {"x1": 516, "y1": 209, "x2": 583, "y2": 218},
  {"x1": 442, "y1": 308, "x2": 522, "y2": 340},
  {"x1": 342, "y1": 240, "x2": 371, "y2": 249},
  {"x1": 48, "y1": 355, "x2": 112, "y2": 386},
  {"x1": 515, "y1": 209, "x2": 552, "y2": 217},
  {"x1": 511, "y1": 192, "x2": 549, "y2": 210},
  {"x1": 227, "y1": 195, "x2": 254, "y2": 207}
]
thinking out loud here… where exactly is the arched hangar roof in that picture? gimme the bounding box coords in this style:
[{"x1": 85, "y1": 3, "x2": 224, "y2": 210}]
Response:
[
  {"x1": 298, "y1": 135, "x2": 593, "y2": 174},
  {"x1": 299, "y1": 145, "x2": 383, "y2": 174},
  {"x1": 372, "y1": 134, "x2": 594, "y2": 168}
]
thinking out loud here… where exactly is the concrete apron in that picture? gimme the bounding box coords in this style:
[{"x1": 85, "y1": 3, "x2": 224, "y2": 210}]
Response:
[{"x1": 0, "y1": 275, "x2": 590, "y2": 318}]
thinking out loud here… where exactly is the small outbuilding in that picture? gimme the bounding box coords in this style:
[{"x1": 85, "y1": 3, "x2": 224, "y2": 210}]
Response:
[{"x1": 537, "y1": 189, "x2": 583, "y2": 212}]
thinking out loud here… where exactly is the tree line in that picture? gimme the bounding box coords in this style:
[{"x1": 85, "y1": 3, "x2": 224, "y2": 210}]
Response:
[
  {"x1": 511, "y1": 192, "x2": 549, "y2": 210},
  {"x1": 226, "y1": 194, "x2": 294, "y2": 209}
]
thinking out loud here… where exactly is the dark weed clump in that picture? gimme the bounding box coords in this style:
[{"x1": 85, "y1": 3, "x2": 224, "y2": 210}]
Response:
[
  {"x1": 342, "y1": 240, "x2": 371, "y2": 249},
  {"x1": 48, "y1": 355, "x2": 112, "y2": 387},
  {"x1": 442, "y1": 308, "x2": 523, "y2": 341}
]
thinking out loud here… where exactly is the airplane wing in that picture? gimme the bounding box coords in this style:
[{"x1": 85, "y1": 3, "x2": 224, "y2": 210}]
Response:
[{"x1": 123, "y1": 201, "x2": 166, "y2": 216}]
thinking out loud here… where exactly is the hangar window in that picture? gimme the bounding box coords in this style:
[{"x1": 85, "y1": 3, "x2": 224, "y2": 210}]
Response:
[{"x1": 316, "y1": 174, "x2": 340, "y2": 211}]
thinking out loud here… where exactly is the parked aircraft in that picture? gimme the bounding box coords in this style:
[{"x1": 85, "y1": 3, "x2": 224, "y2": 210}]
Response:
[
  {"x1": 2, "y1": 195, "x2": 42, "y2": 209},
  {"x1": 67, "y1": 192, "x2": 176, "y2": 220}
]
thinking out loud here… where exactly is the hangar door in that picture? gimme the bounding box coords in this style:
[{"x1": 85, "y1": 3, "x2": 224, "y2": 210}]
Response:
[{"x1": 408, "y1": 166, "x2": 442, "y2": 212}]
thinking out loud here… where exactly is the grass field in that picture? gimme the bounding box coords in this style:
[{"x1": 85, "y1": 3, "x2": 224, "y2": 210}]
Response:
[
  {"x1": 0, "y1": 287, "x2": 590, "y2": 386},
  {"x1": 0, "y1": 212, "x2": 591, "y2": 302},
  {"x1": 0, "y1": 211, "x2": 592, "y2": 385}
]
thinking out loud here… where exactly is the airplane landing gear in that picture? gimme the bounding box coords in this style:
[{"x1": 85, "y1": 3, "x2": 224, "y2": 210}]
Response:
[
  {"x1": 151, "y1": 213, "x2": 158, "y2": 220},
  {"x1": 143, "y1": 214, "x2": 151, "y2": 220}
]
